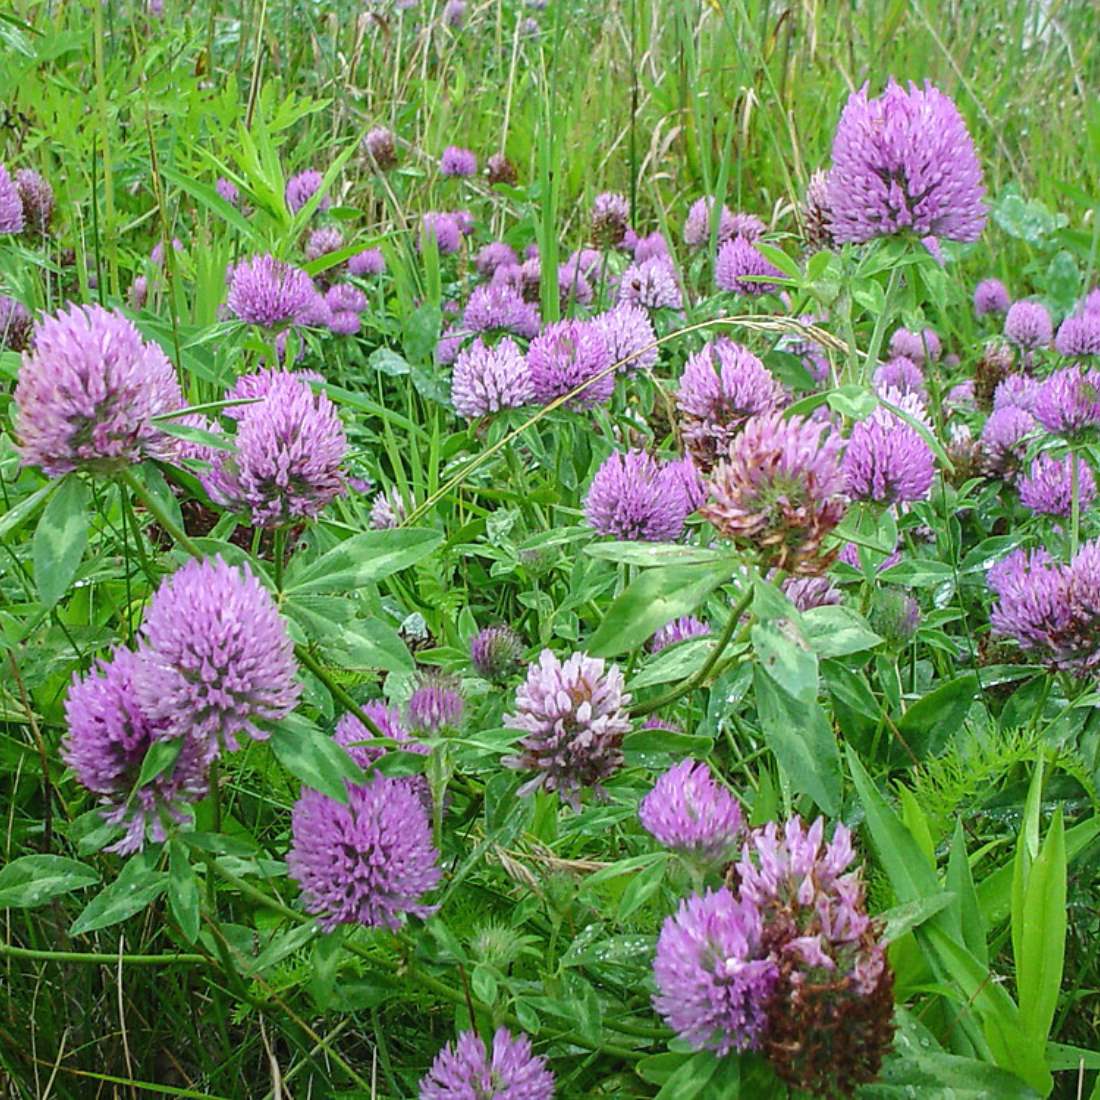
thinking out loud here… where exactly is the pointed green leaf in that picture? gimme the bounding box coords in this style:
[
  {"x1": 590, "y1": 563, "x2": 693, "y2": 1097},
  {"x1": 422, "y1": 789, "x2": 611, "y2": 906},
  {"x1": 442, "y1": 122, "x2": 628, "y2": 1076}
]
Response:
[{"x1": 33, "y1": 474, "x2": 90, "y2": 607}]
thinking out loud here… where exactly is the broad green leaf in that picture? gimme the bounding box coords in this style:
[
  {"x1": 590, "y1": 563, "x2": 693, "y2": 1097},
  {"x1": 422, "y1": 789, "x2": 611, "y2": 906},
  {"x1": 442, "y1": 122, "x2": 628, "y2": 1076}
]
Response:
[
  {"x1": 584, "y1": 542, "x2": 735, "y2": 568},
  {"x1": 893, "y1": 673, "x2": 978, "y2": 762},
  {"x1": 135, "y1": 737, "x2": 184, "y2": 788},
  {"x1": 752, "y1": 619, "x2": 818, "y2": 703},
  {"x1": 879, "y1": 893, "x2": 956, "y2": 945},
  {"x1": 0, "y1": 481, "x2": 55, "y2": 542},
  {"x1": 404, "y1": 302, "x2": 442, "y2": 366},
  {"x1": 653, "y1": 1050, "x2": 720, "y2": 1099},
  {"x1": 168, "y1": 837, "x2": 201, "y2": 943},
  {"x1": 284, "y1": 528, "x2": 443, "y2": 594},
  {"x1": 70, "y1": 857, "x2": 168, "y2": 936},
  {"x1": 630, "y1": 637, "x2": 717, "y2": 689},
  {"x1": 801, "y1": 605, "x2": 882, "y2": 658},
  {"x1": 753, "y1": 667, "x2": 840, "y2": 814},
  {"x1": 33, "y1": 474, "x2": 89, "y2": 608},
  {"x1": 587, "y1": 562, "x2": 737, "y2": 658},
  {"x1": 0, "y1": 855, "x2": 100, "y2": 909},
  {"x1": 1017, "y1": 808, "x2": 1065, "y2": 1045},
  {"x1": 623, "y1": 728, "x2": 714, "y2": 756},
  {"x1": 269, "y1": 713, "x2": 366, "y2": 803}
]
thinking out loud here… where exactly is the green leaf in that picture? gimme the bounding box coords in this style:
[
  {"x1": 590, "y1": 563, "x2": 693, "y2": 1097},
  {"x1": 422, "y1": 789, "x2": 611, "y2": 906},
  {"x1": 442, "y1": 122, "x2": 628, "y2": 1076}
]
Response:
[
  {"x1": 70, "y1": 857, "x2": 168, "y2": 936},
  {"x1": 893, "y1": 673, "x2": 978, "y2": 762},
  {"x1": 284, "y1": 528, "x2": 443, "y2": 594},
  {"x1": 1011, "y1": 760, "x2": 1045, "y2": 969},
  {"x1": 587, "y1": 562, "x2": 737, "y2": 658},
  {"x1": 827, "y1": 384, "x2": 879, "y2": 420},
  {"x1": 368, "y1": 346, "x2": 411, "y2": 376},
  {"x1": 946, "y1": 821, "x2": 987, "y2": 967},
  {"x1": 753, "y1": 667, "x2": 841, "y2": 814},
  {"x1": 584, "y1": 542, "x2": 735, "y2": 568},
  {"x1": 0, "y1": 855, "x2": 100, "y2": 909},
  {"x1": 801, "y1": 605, "x2": 883, "y2": 658},
  {"x1": 135, "y1": 738, "x2": 184, "y2": 789},
  {"x1": 269, "y1": 713, "x2": 366, "y2": 803},
  {"x1": 752, "y1": 619, "x2": 818, "y2": 703},
  {"x1": 168, "y1": 837, "x2": 201, "y2": 943},
  {"x1": 879, "y1": 893, "x2": 956, "y2": 945},
  {"x1": 653, "y1": 1050, "x2": 720, "y2": 1099},
  {"x1": 1017, "y1": 808, "x2": 1066, "y2": 1045},
  {"x1": 623, "y1": 728, "x2": 714, "y2": 756},
  {"x1": 33, "y1": 474, "x2": 90, "y2": 608},
  {"x1": 404, "y1": 302, "x2": 442, "y2": 366},
  {"x1": 0, "y1": 481, "x2": 55, "y2": 543},
  {"x1": 617, "y1": 853, "x2": 669, "y2": 920}
]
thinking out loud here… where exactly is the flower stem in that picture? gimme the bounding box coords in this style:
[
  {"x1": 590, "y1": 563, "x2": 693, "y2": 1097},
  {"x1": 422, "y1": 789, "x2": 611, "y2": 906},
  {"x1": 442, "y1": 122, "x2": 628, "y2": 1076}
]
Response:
[
  {"x1": 630, "y1": 583, "x2": 754, "y2": 718},
  {"x1": 1070, "y1": 448, "x2": 1080, "y2": 557},
  {"x1": 0, "y1": 942, "x2": 206, "y2": 967},
  {"x1": 118, "y1": 465, "x2": 202, "y2": 559},
  {"x1": 273, "y1": 526, "x2": 287, "y2": 592}
]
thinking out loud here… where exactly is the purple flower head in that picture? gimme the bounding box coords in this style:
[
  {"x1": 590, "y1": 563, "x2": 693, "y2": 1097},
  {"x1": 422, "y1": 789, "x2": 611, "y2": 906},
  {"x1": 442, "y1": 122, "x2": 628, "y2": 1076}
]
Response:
[
  {"x1": 889, "y1": 327, "x2": 940, "y2": 364},
  {"x1": 584, "y1": 449, "x2": 693, "y2": 542},
  {"x1": 0, "y1": 164, "x2": 24, "y2": 234},
  {"x1": 568, "y1": 247, "x2": 603, "y2": 279},
  {"x1": 440, "y1": 146, "x2": 477, "y2": 178},
  {"x1": 945, "y1": 380, "x2": 976, "y2": 411},
  {"x1": 640, "y1": 759, "x2": 743, "y2": 864},
  {"x1": 63, "y1": 646, "x2": 208, "y2": 855},
  {"x1": 986, "y1": 546, "x2": 1100, "y2": 674},
  {"x1": 677, "y1": 339, "x2": 787, "y2": 471},
  {"x1": 326, "y1": 283, "x2": 367, "y2": 315},
  {"x1": 980, "y1": 405, "x2": 1036, "y2": 478},
  {"x1": 1018, "y1": 453, "x2": 1097, "y2": 517},
  {"x1": 652, "y1": 888, "x2": 779, "y2": 1055},
  {"x1": 838, "y1": 540, "x2": 902, "y2": 574},
  {"x1": 503, "y1": 650, "x2": 632, "y2": 804},
  {"x1": 974, "y1": 278, "x2": 1009, "y2": 317},
  {"x1": 288, "y1": 772, "x2": 439, "y2": 931},
  {"x1": 736, "y1": 816, "x2": 893, "y2": 1093},
  {"x1": 150, "y1": 238, "x2": 183, "y2": 268},
  {"x1": 370, "y1": 486, "x2": 406, "y2": 529},
  {"x1": 826, "y1": 79, "x2": 986, "y2": 244},
  {"x1": 228, "y1": 254, "x2": 317, "y2": 329},
  {"x1": 363, "y1": 127, "x2": 397, "y2": 170},
  {"x1": 14, "y1": 303, "x2": 184, "y2": 476},
  {"x1": 1082, "y1": 288, "x2": 1100, "y2": 316},
  {"x1": 648, "y1": 616, "x2": 710, "y2": 653},
  {"x1": 470, "y1": 625, "x2": 524, "y2": 680},
  {"x1": 285, "y1": 169, "x2": 329, "y2": 215},
  {"x1": 0, "y1": 295, "x2": 33, "y2": 352},
  {"x1": 15, "y1": 169, "x2": 53, "y2": 235},
  {"x1": 702, "y1": 412, "x2": 848, "y2": 575},
  {"x1": 486, "y1": 153, "x2": 518, "y2": 186},
  {"x1": 419, "y1": 212, "x2": 462, "y2": 255},
  {"x1": 442, "y1": 0, "x2": 466, "y2": 28},
  {"x1": 872, "y1": 356, "x2": 925, "y2": 401},
  {"x1": 420, "y1": 1028, "x2": 555, "y2": 1100},
  {"x1": 633, "y1": 231, "x2": 670, "y2": 264},
  {"x1": 451, "y1": 337, "x2": 533, "y2": 418},
  {"x1": 475, "y1": 241, "x2": 519, "y2": 277},
  {"x1": 617, "y1": 257, "x2": 682, "y2": 310},
  {"x1": 348, "y1": 248, "x2": 385, "y2": 277},
  {"x1": 591, "y1": 190, "x2": 630, "y2": 247},
  {"x1": 783, "y1": 575, "x2": 843, "y2": 611},
  {"x1": 843, "y1": 398, "x2": 935, "y2": 504},
  {"x1": 1055, "y1": 312, "x2": 1100, "y2": 359},
  {"x1": 407, "y1": 674, "x2": 464, "y2": 732},
  {"x1": 665, "y1": 456, "x2": 708, "y2": 512},
  {"x1": 464, "y1": 283, "x2": 540, "y2": 339},
  {"x1": 526, "y1": 320, "x2": 615, "y2": 410},
  {"x1": 304, "y1": 227, "x2": 344, "y2": 263},
  {"x1": 591, "y1": 303, "x2": 658, "y2": 372},
  {"x1": 216, "y1": 177, "x2": 241, "y2": 206},
  {"x1": 557, "y1": 259, "x2": 594, "y2": 306},
  {"x1": 134, "y1": 557, "x2": 300, "y2": 757},
  {"x1": 684, "y1": 196, "x2": 737, "y2": 248},
  {"x1": 204, "y1": 373, "x2": 346, "y2": 527},
  {"x1": 334, "y1": 703, "x2": 426, "y2": 771},
  {"x1": 1004, "y1": 300, "x2": 1053, "y2": 349},
  {"x1": 716, "y1": 237, "x2": 784, "y2": 296},
  {"x1": 222, "y1": 367, "x2": 323, "y2": 420},
  {"x1": 1033, "y1": 366, "x2": 1100, "y2": 436}
]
